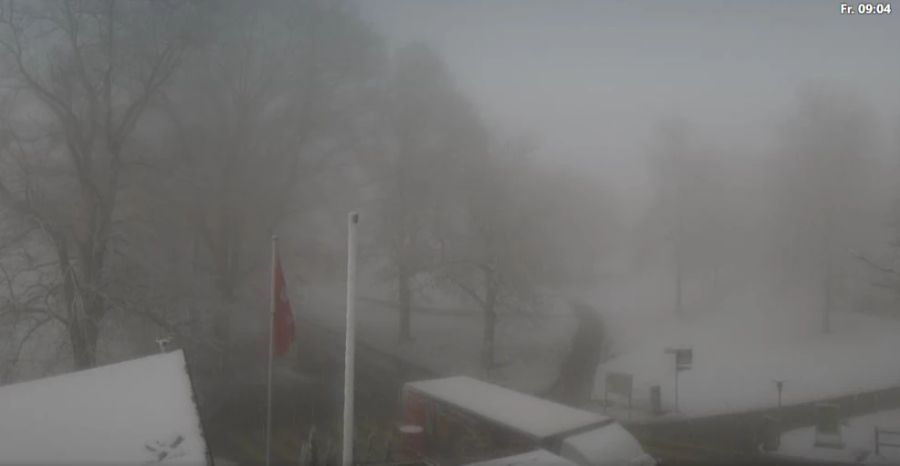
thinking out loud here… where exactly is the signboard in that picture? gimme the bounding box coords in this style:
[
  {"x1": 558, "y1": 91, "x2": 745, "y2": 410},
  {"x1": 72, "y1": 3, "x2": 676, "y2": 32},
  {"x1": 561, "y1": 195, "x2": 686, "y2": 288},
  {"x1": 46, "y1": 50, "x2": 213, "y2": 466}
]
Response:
[
  {"x1": 605, "y1": 372, "x2": 633, "y2": 398},
  {"x1": 665, "y1": 347, "x2": 693, "y2": 371},
  {"x1": 676, "y1": 348, "x2": 692, "y2": 371}
]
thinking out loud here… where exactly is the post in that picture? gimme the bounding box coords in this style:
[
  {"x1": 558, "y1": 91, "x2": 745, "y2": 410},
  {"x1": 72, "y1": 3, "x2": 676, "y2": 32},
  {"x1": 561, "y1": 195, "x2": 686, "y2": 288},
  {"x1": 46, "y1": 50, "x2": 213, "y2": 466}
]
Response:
[
  {"x1": 628, "y1": 388, "x2": 633, "y2": 421},
  {"x1": 822, "y1": 203, "x2": 833, "y2": 333},
  {"x1": 774, "y1": 380, "x2": 785, "y2": 410},
  {"x1": 266, "y1": 235, "x2": 278, "y2": 466},
  {"x1": 604, "y1": 381, "x2": 609, "y2": 413},
  {"x1": 342, "y1": 212, "x2": 359, "y2": 466},
  {"x1": 674, "y1": 369, "x2": 679, "y2": 412},
  {"x1": 875, "y1": 427, "x2": 879, "y2": 456},
  {"x1": 666, "y1": 348, "x2": 691, "y2": 413}
]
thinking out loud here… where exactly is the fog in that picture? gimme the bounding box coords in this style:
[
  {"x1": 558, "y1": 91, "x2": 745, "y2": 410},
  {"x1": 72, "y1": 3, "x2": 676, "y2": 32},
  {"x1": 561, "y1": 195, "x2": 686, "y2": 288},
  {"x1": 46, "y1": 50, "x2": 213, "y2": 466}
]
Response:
[
  {"x1": 0, "y1": 1, "x2": 898, "y2": 464},
  {"x1": 365, "y1": 1, "x2": 899, "y2": 183},
  {"x1": 364, "y1": 1, "x2": 900, "y2": 331}
]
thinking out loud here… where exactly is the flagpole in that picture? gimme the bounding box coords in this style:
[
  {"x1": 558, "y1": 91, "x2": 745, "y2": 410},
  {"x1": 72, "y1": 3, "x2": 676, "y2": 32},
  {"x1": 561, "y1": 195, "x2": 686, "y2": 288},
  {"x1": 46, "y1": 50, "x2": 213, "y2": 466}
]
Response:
[
  {"x1": 342, "y1": 212, "x2": 359, "y2": 466},
  {"x1": 266, "y1": 234, "x2": 277, "y2": 466}
]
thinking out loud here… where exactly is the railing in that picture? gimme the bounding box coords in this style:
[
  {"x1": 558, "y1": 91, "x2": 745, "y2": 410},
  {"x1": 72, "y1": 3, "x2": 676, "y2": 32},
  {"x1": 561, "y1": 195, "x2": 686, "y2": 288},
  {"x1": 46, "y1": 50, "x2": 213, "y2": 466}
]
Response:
[{"x1": 875, "y1": 427, "x2": 900, "y2": 456}]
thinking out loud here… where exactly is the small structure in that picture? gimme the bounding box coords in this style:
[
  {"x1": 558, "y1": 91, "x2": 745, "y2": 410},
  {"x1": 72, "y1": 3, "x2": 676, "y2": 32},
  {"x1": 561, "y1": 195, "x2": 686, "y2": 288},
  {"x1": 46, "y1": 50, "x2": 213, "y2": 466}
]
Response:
[
  {"x1": 0, "y1": 350, "x2": 211, "y2": 464},
  {"x1": 813, "y1": 403, "x2": 844, "y2": 449}
]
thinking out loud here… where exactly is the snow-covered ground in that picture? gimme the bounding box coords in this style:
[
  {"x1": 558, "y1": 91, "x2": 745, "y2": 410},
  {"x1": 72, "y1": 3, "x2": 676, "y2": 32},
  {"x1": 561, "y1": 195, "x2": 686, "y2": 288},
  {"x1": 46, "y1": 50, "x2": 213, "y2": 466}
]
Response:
[
  {"x1": 773, "y1": 408, "x2": 900, "y2": 464},
  {"x1": 0, "y1": 350, "x2": 209, "y2": 464},
  {"x1": 301, "y1": 282, "x2": 574, "y2": 393},
  {"x1": 593, "y1": 306, "x2": 900, "y2": 419}
]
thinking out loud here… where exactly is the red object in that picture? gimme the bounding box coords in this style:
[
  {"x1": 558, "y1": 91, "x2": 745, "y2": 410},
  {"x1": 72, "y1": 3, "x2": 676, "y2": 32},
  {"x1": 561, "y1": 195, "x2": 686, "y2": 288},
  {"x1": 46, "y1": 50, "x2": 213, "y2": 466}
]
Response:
[
  {"x1": 400, "y1": 388, "x2": 428, "y2": 458},
  {"x1": 273, "y1": 255, "x2": 295, "y2": 357}
]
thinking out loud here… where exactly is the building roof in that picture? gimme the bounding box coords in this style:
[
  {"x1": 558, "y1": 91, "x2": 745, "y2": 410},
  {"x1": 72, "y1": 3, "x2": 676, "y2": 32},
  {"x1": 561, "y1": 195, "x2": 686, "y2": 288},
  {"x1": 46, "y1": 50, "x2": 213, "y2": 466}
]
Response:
[
  {"x1": 560, "y1": 423, "x2": 654, "y2": 466},
  {"x1": 405, "y1": 376, "x2": 609, "y2": 440},
  {"x1": 464, "y1": 449, "x2": 577, "y2": 466},
  {"x1": 0, "y1": 350, "x2": 209, "y2": 464}
]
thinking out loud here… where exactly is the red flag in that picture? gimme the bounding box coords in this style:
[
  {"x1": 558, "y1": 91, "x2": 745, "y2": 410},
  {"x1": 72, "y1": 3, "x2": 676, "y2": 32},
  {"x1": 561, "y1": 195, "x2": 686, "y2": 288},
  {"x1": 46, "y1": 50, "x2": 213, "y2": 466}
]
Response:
[{"x1": 272, "y1": 255, "x2": 295, "y2": 357}]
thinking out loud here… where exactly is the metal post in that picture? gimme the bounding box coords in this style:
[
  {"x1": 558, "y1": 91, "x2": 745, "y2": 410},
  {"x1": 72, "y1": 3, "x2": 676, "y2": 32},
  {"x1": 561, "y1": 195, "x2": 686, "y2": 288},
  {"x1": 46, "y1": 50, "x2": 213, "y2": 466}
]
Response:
[
  {"x1": 628, "y1": 388, "x2": 632, "y2": 421},
  {"x1": 604, "y1": 381, "x2": 609, "y2": 413},
  {"x1": 266, "y1": 235, "x2": 277, "y2": 466},
  {"x1": 674, "y1": 368, "x2": 679, "y2": 413},
  {"x1": 342, "y1": 212, "x2": 359, "y2": 466},
  {"x1": 773, "y1": 380, "x2": 786, "y2": 410},
  {"x1": 875, "y1": 427, "x2": 879, "y2": 456}
]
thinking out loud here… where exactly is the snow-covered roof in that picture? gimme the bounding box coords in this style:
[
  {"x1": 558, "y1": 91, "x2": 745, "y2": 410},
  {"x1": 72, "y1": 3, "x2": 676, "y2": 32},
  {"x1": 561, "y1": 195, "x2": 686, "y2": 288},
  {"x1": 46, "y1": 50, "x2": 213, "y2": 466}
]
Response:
[
  {"x1": 560, "y1": 423, "x2": 655, "y2": 466},
  {"x1": 405, "y1": 376, "x2": 609, "y2": 439},
  {"x1": 464, "y1": 449, "x2": 577, "y2": 466},
  {"x1": 0, "y1": 350, "x2": 209, "y2": 464}
]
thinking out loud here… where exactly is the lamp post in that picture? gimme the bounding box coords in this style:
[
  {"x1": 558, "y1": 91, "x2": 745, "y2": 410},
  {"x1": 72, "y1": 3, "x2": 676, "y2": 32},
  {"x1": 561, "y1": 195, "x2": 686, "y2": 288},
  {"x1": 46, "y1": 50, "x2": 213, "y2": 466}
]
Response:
[{"x1": 773, "y1": 379, "x2": 786, "y2": 410}]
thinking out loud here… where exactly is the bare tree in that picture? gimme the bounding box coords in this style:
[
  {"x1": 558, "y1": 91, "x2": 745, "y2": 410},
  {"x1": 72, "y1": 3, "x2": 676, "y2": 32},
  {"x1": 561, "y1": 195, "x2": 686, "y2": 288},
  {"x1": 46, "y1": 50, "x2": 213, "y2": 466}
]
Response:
[
  {"x1": 154, "y1": 0, "x2": 384, "y2": 360},
  {"x1": 0, "y1": 0, "x2": 196, "y2": 368},
  {"x1": 370, "y1": 43, "x2": 486, "y2": 343},
  {"x1": 777, "y1": 89, "x2": 871, "y2": 332},
  {"x1": 639, "y1": 117, "x2": 733, "y2": 318},
  {"x1": 435, "y1": 139, "x2": 546, "y2": 369}
]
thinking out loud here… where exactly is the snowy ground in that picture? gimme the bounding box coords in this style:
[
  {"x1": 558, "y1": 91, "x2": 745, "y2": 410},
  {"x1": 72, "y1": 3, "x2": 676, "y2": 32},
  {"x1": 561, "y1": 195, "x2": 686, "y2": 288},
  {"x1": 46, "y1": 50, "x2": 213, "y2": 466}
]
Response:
[
  {"x1": 299, "y1": 281, "x2": 575, "y2": 394},
  {"x1": 593, "y1": 306, "x2": 900, "y2": 420},
  {"x1": 773, "y1": 408, "x2": 900, "y2": 464},
  {"x1": 0, "y1": 350, "x2": 208, "y2": 464}
]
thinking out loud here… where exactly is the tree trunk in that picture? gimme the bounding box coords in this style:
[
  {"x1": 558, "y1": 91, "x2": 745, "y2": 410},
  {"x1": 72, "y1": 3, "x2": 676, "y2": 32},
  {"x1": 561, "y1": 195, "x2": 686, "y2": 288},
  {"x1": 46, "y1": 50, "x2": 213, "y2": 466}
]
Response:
[
  {"x1": 397, "y1": 270, "x2": 413, "y2": 343},
  {"x1": 71, "y1": 318, "x2": 99, "y2": 369},
  {"x1": 211, "y1": 217, "x2": 241, "y2": 369},
  {"x1": 481, "y1": 269, "x2": 497, "y2": 369},
  {"x1": 675, "y1": 256, "x2": 683, "y2": 316},
  {"x1": 57, "y1": 236, "x2": 103, "y2": 370},
  {"x1": 822, "y1": 203, "x2": 833, "y2": 334},
  {"x1": 673, "y1": 231, "x2": 684, "y2": 317}
]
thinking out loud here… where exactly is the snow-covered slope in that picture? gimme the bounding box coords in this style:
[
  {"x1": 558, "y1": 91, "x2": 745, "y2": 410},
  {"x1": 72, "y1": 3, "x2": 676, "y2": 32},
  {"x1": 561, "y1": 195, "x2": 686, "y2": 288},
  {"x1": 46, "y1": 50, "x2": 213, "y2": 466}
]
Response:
[
  {"x1": 594, "y1": 309, "x2": 900, "y2": 419},
  {"x1": 0, "y1": 350, "x2": 209, "y2": 464}
]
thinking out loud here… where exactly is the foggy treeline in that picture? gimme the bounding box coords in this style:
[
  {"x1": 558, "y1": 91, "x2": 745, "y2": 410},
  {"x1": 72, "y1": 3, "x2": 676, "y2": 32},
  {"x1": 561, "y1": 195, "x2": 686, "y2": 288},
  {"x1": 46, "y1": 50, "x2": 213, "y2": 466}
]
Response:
[{"x1": 0, "y1": 0, "x2": 897, "y2": 385}]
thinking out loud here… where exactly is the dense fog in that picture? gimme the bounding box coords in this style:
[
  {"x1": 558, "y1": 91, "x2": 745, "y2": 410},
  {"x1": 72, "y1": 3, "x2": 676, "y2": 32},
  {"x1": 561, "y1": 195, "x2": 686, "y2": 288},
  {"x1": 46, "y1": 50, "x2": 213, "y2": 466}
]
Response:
[{"x1": 0, "y1": 1, "x2": 897, "y2": 464}]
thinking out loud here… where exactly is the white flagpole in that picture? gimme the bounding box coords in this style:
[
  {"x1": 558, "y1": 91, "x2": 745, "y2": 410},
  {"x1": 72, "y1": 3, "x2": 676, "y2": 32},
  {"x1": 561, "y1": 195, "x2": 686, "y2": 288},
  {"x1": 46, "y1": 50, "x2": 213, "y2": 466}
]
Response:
[
  {"x1": 266, "y1": 234, "x2": 277, "y2": 466},
  {"x1": 342, "y1": 212, "x2": 359, "y2": 466}
]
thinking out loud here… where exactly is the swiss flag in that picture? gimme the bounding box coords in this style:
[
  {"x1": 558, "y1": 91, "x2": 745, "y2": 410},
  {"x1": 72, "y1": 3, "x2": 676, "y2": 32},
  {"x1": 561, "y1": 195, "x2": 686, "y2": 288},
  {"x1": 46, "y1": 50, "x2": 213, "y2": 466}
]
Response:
[{"x1": 272, "y1": 254, "x2": 295, "y2": 357}]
